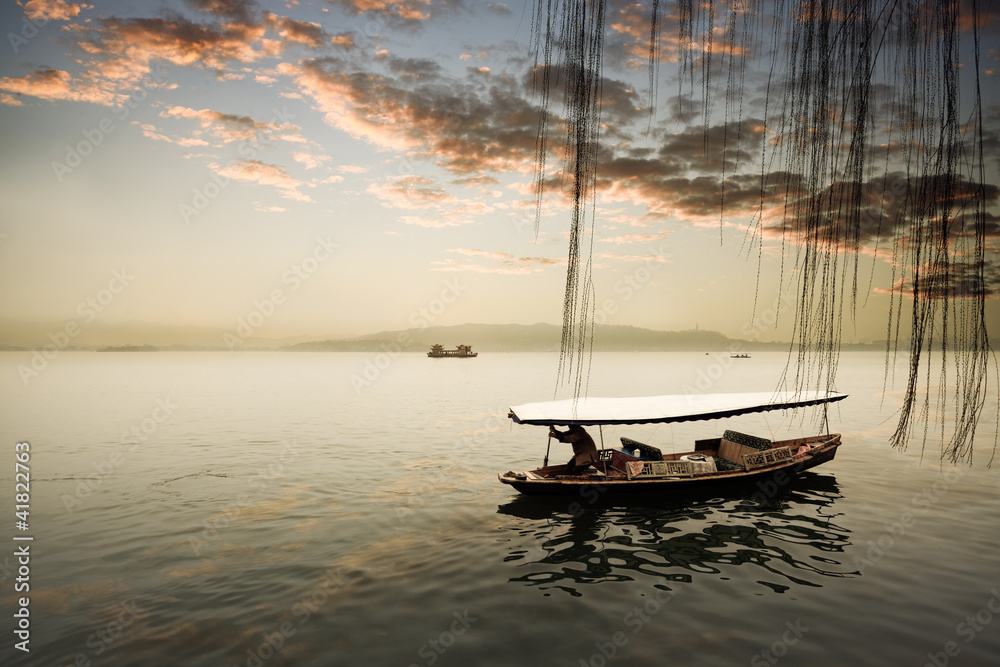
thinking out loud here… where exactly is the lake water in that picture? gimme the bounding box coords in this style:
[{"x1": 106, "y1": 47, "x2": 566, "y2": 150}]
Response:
[{"x1": 1, "y1": 351, "x2": 999, "y2": 667}]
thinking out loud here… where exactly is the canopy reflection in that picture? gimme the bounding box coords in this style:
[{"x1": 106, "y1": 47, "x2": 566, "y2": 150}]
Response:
[{"x1": 497, "y1": 472, "x2": 854, "y2": 596}]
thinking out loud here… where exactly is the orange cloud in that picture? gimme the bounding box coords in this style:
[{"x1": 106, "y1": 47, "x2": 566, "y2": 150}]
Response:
[
  {"x1": 161, "y1": 106, "x2": 300, "y2": 145},
  {"x1": 91, "y1": 17, "x2": 275, "y2": 70},
  {"x1": 133, "y1": 121, "x2": 210, "y2": 147},
  {"x1": 22, "y1": 0, "x2": 89, "y2": 21},
  {"x1": 599, "y1": 233, "x2": 671, "y2": 245},
  {"x1": 212, "y1": 160, "x2": 312, "y2": 202},
  {"x1": 0, "y1": 68, "x2": 120, "y2": 105},
  {"x1": 431, "y1": 248, "x2": 563, "y2": 274},
  {"x1": 368, "y1": 176, "x2": 457, "y2": 209},
  {"x1": 330, "y1": 0, "x2": 435, "y2": 23},
  {"x1": 263, "y1": 12, "x2": 329, "y2": 49}
]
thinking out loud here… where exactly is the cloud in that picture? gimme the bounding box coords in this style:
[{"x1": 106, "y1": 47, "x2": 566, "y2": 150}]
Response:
[
  {"x1": 328, "y1": 0, "x2": 449, "y2": 25},
  {"x1": 368, "y1": 175, "x2": 498, "y2": 226},
  {"x1": 291, "y1": 151, "x2": 330, "y2": 169},
  {"x1": 253, "y1": 202, "x2": 287, "y2": 213},
  {"x1": 161, "y1": 106, "x2": 300, "y2": 144},
  {"x1": 183, "y1": 0, "x2": 259, "y2": 22},
  {"x1": 22, "y1": 0, "x2": 90, "y2": 21},
  {"x1": 431, "y1": 248, "x2": 564, "y2": 274},
  {"x1": 263, "y1": 12, "x2": 329, "y2": 49},
  {"x1": 91, "y1": 17, "x2": 275, "y2": 70},
  {"x1": 595, "y1": 251, "x2": 671, "y2": 264},
  {"x1": 762, "y1": 173, "x2": 1000, "y2": 251},
  {"x1": 452, "y1": 174, "x2": 500, "y2": 188},
  {"x1": 874, "y1": 260, "x2": 1000, "y2": 300},
  {"x1": 399, "y1": 216, "x2": 463, "y2": 228},
  {"x1": 133, "y1": 121, "x2": 210, "y2": 146},
  {"x1": 484, "y1": 3, "x2": 512, "y2": 16},
  {"x1": 367, "y1": 176, "x2": 458, "y2": 209},
  {"x1": 337, "y1": 164, "x2": 369, "y2": 174},
  {"x1": 599, "y1": 233, "x2": 670, "y2": 245},
  {"x1": 0, "y1": 68, "x2": 120, "y2": 105},
  {"x1": 211, "y1": 160, "x2": 312, "y2": 201},
  {"x1": 291, "y1": 57, "x2": 543, "y2": 174}
]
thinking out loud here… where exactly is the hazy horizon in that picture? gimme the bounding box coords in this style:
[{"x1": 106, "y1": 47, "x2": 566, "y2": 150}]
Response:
[{"x1": 0, "y1": 317, "x2": 901, "y2": 350}]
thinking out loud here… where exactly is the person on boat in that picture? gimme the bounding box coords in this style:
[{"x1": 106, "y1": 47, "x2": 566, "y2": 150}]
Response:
[{"x1": 549, "y1": 424, "x2": 599, "y2": 474}]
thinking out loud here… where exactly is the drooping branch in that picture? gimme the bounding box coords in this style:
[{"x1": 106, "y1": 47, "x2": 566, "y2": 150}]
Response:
[
  {"x1": 530, "y1": 0, "x2": 607, "y2": 396},
  {"x1": 530, "y1": 0, "x2": 995, "y2": 464}
]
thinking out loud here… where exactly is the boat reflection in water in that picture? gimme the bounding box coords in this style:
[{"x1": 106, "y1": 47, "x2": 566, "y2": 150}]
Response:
[{"x1": 496, "y1": 472, "x2": 853, "y2": 597}]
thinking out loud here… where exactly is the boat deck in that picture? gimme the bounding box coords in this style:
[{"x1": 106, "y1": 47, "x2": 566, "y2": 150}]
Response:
[{"x1": 499, "y1": 433, "x2": 840, "y2": 495}]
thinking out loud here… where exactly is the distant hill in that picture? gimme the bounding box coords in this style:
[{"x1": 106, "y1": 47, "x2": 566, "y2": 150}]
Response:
[
  {"x1": 282, "y1": 323, "x2": 797, "y2": 352},
  {"x1": 0, "y1": 318, "x2": 890, "y2": 352}
]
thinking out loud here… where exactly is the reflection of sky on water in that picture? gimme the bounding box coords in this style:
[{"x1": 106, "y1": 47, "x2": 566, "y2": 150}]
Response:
[{"x1": 497, "y1": 472, "x2": 854, "y2": 597}]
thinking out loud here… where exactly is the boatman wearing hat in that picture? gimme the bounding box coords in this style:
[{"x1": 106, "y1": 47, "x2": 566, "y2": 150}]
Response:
[{"x1": 549, "y1": 424, "x2": 599, "y2": 474}]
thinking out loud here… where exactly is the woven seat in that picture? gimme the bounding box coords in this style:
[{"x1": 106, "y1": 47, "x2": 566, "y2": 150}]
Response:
[{"x1": 722, "y1": 429, "x2": 771, "y2": 451}]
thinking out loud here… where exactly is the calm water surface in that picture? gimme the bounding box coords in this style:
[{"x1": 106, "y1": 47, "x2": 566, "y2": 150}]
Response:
[{"x1": 1, "y1": 351, "x2": 998, "y2": 666}]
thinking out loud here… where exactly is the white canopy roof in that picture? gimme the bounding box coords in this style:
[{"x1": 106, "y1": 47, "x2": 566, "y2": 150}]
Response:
[{"x1": 508, "y1": 390, "x2": 848, "y2": 426}]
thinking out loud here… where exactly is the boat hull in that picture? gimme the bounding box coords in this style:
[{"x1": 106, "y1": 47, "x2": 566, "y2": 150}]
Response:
[{"x1": 499, "y1": 435, "x2": 840, "y2": 496}]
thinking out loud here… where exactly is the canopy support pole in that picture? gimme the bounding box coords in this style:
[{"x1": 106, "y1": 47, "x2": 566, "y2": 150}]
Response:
[
  {"x1": 599, "y1": 425, "x2": 605, "y2": 450},
  {"x1": 543, "y1": 434, "x2": 551, "y2": 467}
]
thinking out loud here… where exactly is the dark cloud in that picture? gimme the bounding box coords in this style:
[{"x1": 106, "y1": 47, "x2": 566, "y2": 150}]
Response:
[
  {"x1": 879, "y1": 260, "x2": 1000, "y2": 300},
  {"x1": 385, "y1": 56, "x2": 443, "y2": 79},
  {"x1": 95, "y1": 17, "x2": 270, "y2": 68},
  {"x1": 295, "y1": 58, "x2": 541, "y2": 174},
  {"x1": 183, "y1": 0, "x2": 259, "y2": 22},
  {"x1": 263, "y1": 12, "x2": 329, "y2": 49},
  {"x1": 327, "y1": 0, "x2": 464, "y2": 28},
  {"x1": 523, "y1": 64, "x2": 647, "y2": 132},
  {"x1": 484, "y1": 3, "x2": 513, "y2": 17}
]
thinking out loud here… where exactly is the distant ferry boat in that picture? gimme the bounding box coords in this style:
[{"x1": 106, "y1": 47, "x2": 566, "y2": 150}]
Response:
[{"x1": 427, "y1": 344, "x2": 478, "y2": 358}]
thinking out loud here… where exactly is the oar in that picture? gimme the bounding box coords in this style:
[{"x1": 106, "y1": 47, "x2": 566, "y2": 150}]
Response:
[{"x1": 543, "y1": 433, "x2": 552, "y2": 467}]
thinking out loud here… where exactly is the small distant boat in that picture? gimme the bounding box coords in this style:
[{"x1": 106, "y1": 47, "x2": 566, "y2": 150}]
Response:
[
  {"x1": 498, "y1": 391, "x2": 847, "y2": 496},
  {"x1": 731, "y1": 353, "x2": 751, "y2": 359},
  {"x1": 427, "y1": 344, "x2": 478, "y2": 358}
]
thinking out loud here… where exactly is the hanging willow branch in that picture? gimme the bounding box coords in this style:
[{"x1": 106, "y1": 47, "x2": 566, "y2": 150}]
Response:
[
  {"x1": 530, "y1": 0, "x2": 606, "y2": 397},
  {"x1": 531, "y1": 0, "x2": 995, "y2": 464}
]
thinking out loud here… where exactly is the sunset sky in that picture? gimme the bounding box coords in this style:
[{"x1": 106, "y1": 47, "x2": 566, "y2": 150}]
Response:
[{"x1": 1, "y1": 0, "x2": 998, "y2": 344}]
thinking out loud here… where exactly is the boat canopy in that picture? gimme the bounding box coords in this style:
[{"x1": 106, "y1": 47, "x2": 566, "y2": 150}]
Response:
[{"x1": 508, "y1": 390, "x2": 848, "y2": 426}]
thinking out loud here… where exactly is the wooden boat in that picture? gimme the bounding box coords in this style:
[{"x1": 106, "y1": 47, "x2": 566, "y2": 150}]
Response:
[
  {"x1": 427, "y1": 344, "x2": 478, "y2": 358},
  {"x1": 498, "y1": 391, "x2": 847, "y2": 496}
]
